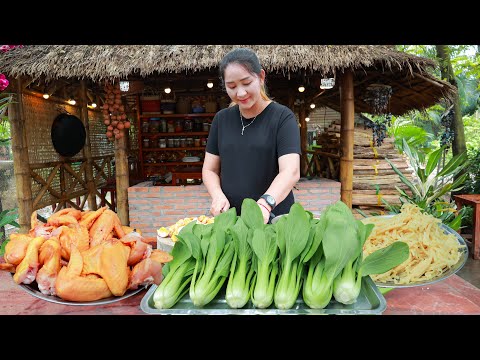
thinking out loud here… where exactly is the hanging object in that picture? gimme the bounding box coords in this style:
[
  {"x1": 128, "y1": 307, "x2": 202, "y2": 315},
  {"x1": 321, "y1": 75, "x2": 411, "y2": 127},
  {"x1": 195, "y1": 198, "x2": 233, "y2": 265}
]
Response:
[
  {"x1": 51, "y1": 114, "x2": 86, "y2": 157},
  {"x1": 320, "y1": 78, "x2": 335, "y2": 89},
  {"x1": 440, "y1": 105, "x2": 455, "y2": 147},
  {"x1": 363, "y1": 84, "x2": 393, "y2": 114},
  {"x1": 119, "y1": 81, "x2": 130, "y2": 92}
]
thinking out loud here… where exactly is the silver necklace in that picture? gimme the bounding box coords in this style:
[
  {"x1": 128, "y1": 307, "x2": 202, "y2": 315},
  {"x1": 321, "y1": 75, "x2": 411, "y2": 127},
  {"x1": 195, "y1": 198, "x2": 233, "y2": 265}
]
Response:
[{"x1": 240, "y1": 113, "x2": 257, "y2": 135}]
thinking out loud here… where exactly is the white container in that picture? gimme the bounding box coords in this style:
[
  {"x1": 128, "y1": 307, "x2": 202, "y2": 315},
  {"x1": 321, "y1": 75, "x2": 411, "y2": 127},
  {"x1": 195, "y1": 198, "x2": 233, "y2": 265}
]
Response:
[{"x1": 157, "y1": 235, "x2": 175, "y2": 252}]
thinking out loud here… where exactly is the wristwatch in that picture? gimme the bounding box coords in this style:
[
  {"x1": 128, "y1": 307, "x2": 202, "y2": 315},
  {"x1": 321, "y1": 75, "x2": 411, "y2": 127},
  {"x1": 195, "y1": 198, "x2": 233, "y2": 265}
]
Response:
[{"x1": 260, "y1": 194, "x2": 276, "y2": 210}]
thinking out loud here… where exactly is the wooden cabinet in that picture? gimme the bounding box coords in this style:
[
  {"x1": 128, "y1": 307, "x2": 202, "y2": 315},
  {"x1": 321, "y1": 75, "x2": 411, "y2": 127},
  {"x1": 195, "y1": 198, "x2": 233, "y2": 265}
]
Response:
[{"x1": 136, "y1": 96, "x2": 215, "y2": 185}]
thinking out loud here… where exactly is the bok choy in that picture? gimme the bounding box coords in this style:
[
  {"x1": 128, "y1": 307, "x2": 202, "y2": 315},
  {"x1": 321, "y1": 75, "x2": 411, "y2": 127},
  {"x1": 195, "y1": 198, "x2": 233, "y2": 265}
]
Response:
[
  {"x1": 273, "y1": 203, "x2": 311, "y2": 309},
  {"x1": 153, "y1": 232, "x2": 196, "y2": 309},
  {"x1": 189, "y1": 208, "x2": 237, "y2": 307}
]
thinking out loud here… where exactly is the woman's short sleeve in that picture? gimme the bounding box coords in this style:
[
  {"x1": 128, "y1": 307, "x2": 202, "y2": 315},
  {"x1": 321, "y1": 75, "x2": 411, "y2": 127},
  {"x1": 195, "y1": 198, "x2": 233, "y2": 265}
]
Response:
[
  {"x1": 277, "y1": 108, "x2": 301, "y2": 157},
  {"x1": 206, "y1": 113, "x2": 220, "y2": 155}
]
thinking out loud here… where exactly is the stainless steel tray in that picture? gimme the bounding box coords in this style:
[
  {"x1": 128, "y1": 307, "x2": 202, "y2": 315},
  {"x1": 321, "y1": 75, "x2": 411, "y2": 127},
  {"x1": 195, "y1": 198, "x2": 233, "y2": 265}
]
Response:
[
  {"x1": 14, "y1": 276, "x2": 145, "y2": 306},
  {"x1": 140, "y1": 276, "x2": 386, "y2": 315}
]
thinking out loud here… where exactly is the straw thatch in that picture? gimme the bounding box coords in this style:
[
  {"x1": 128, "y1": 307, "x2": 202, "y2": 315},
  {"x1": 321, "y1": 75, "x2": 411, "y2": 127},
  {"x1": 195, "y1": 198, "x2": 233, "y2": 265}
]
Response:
[
  {"x1": 0, "y1": 45, "x2": 455, "y2": 115},
  {"x1": 0, "y1": 45, "x2": 437, "y2": 80}
]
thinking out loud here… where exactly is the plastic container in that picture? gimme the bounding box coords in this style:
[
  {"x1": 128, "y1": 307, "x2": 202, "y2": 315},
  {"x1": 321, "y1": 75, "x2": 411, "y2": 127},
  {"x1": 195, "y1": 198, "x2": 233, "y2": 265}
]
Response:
[{"x1": 157, "y1": 236, "x2": 175, "y2": 252}]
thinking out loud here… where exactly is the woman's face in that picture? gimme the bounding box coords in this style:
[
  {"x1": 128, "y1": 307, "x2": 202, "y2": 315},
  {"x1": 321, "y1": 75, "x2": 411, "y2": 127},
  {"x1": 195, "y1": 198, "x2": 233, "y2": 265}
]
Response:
[{"x1": 224, "y1": 63, "x2": 265, "y2": 111}]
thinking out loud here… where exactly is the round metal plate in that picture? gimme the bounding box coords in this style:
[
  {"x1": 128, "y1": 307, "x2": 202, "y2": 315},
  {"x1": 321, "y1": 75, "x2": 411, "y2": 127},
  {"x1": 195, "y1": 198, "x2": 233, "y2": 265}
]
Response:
[
  {"x1": 15, "y1": 277, "x2": 147, "y2": 306},
  {"x1": 364, "y1": 215, "x2": 469, "y2": 288}
]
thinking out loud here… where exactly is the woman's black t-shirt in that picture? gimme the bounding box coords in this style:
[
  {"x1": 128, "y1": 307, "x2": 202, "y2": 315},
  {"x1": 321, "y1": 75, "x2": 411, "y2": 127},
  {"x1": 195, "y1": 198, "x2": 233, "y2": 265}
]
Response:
[{"x1": 206, "y1": 102, "x2": 301, "y2": 216}]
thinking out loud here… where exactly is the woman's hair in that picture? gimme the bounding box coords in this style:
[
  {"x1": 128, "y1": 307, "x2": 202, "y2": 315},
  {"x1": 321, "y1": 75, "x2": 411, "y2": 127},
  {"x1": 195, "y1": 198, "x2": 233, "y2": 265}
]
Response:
[{"x1": 219, "y1": 47, "x2": 271, "y2": 102}]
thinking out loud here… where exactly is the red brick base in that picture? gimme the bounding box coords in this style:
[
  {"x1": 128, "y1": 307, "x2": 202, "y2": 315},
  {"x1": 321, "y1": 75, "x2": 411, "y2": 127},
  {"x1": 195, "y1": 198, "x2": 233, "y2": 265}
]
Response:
[{"x1": 128, "y1": 178, "x2": 340, "y2": 238}]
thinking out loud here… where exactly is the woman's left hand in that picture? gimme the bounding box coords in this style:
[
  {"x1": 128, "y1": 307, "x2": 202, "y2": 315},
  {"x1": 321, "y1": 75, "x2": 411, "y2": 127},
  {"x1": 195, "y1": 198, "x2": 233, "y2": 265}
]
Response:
[{"x1": 257, "y1": 202, "x2": 270, "y2": 224}]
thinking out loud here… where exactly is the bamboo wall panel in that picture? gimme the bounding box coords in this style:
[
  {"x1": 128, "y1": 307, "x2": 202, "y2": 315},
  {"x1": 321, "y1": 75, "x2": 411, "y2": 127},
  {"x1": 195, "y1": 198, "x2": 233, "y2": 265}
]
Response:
[
  {"x1": 19, "y1": 94, "x2": 116, "y2": 211},
  {"x1": 88, "y1": 109, "x2": 115, "y2": 158},
  {"x1": 23, "y1": 94, "x2": 83, "y2": 163}
]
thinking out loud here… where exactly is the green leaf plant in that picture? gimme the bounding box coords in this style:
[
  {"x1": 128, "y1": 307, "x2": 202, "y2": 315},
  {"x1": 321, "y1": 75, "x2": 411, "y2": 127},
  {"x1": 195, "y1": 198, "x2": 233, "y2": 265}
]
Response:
[{"x1": 383, "y1": 138, "x2": 470, "y2": 230}]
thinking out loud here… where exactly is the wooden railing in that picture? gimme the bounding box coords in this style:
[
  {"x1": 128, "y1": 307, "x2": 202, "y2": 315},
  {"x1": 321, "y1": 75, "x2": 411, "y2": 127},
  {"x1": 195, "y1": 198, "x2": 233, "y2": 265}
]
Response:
[
  {"x1": 304, "y1": 149, "x2": 340, "y2": 180},
  {"x1": 29, "y1": 155, "x2": 115, "y2": 211}
]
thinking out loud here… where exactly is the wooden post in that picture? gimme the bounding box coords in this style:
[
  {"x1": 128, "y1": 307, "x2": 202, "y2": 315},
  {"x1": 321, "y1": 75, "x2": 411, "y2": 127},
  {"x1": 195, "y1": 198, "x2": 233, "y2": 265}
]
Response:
[
  {"x1": 115, "y1": 130, "x2": 129, "y2": 225},
  {"x1": 79, "y1": 79, "x2": 98, "y2": 210},
  {"x1": 299, "y1": 103, "x2": 308, "y2": 176},
  {"x1": 340, "y1": 70, "x2": 355, "y2": 208},
  {"x1": 8, "y1": 77, "x2": 33, "y2": 233}
]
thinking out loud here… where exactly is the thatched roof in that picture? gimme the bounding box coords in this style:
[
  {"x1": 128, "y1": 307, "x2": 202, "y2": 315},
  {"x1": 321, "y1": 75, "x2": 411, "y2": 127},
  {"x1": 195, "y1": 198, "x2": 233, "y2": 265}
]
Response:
[{"x1": 0, "y1": 45, "x2": 455, "y2": 115}]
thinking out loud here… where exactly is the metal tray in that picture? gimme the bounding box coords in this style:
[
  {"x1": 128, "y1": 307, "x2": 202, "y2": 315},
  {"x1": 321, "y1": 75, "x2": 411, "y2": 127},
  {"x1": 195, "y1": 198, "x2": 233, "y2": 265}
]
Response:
[
  {"x1": 365, "y1": 215, "x2": 469, "y2": 288},
  {"x1": 140, "y1": 276, "x2": 386, "y2": 315},
  {"x1": 14, "y1": 276, "x2": 145, "y2": 306}
]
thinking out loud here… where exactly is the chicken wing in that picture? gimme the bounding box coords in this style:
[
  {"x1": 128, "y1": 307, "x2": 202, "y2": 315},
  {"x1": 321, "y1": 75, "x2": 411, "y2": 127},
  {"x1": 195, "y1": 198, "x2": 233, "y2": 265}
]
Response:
[
  {"x1": 82, "y1": 239, "x2": 130, "y2": 296},
  {"x1": 13, "y1": 236, "x2": 45, "y2": 284},
  {"x1": 36, "y1": 238, "x2": 62, "y2": 295},
  {"x1": 79, "y1": 206, "x2": 107, "y2": 230},
  {"x1": 4, "y1": 233, "x2": 33, "y2": 266},
  {"x1": 55, "y1": 245, "x2": 112, "y2": 302},
  {"x1": 58, "y1": 224, "x2": 90, "y2": 260}
]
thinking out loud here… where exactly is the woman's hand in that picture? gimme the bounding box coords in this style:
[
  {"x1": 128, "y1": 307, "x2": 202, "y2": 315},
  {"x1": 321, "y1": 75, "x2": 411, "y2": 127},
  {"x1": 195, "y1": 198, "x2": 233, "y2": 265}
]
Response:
[
  {"x1": 257, "y1": 202, "x2": 271, "y2": 224},
  {"x1": 210, "y1": 194, "x2": 230, "y2": 216}
]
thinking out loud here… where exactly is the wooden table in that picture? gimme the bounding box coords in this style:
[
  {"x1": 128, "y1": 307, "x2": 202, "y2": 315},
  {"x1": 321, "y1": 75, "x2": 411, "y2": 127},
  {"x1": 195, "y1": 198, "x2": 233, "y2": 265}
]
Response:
[
  {"x1": 454, "y1": 194, "x2": 480, "y2": 259},
  {"x1": 2, "y1": 271, "x2": 480, "y2": 315}
]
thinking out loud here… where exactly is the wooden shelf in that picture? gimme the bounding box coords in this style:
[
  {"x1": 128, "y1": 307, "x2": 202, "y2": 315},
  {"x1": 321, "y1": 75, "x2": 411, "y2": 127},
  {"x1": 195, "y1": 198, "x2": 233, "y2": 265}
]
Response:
[
  {"x1": 142, "y1": 132, "x2": 209, "y2": 137},
  {"x1": 140, "y1": 113, "x2": 216, "y2": 119},
  {"x1": 136, "y1": 95, "x2": 214, "y2": 184},
  {"x1": 143, "y1": 147, "x2": 205, "y2": 151},
  {"x1": 144, "y1": 162, "x2": 204, "y2": 166}
]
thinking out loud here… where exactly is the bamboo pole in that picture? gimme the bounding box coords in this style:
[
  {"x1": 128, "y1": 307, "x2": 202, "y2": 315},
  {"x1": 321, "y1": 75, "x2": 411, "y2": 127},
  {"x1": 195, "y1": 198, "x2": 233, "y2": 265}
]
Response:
[
  {"x1": 56, "y1": 163, "x2": 67, "y2": 212},
  {"x1": 115, "y1": 130, "x2": 129, "y2": 225},
  {"x1": 8, "y1": 77, "x2": 33, "y2": 233},
  {"x1": 79, "y1": 79, "x2": 98, "y2": 210},
  {"x1": 299, "y1": 103, "x2": 308, "y2": 176},
  {"x1": 340, "y1": 70, "x2": 355, "y2": 208}
]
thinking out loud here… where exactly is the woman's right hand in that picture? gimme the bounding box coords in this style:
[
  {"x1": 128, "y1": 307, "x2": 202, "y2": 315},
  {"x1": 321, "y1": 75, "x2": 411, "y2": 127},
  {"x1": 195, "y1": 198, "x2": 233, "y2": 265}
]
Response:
[{"x1": 210, "y1": 194, "x2": 230, "y2": 216}]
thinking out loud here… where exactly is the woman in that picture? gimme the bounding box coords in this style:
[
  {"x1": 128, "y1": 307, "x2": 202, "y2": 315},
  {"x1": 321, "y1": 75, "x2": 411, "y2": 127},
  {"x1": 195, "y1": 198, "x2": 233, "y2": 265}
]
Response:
[{"x1": 202, "y1": 47, "x2": 301, "y2": 224}]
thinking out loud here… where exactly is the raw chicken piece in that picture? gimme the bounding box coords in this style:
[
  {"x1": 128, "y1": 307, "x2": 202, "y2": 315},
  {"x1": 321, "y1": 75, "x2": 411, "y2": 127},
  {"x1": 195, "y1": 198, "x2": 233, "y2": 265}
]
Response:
[
  {"x1": 58, "y1": 224, "x2": 90, "y2": 260},
  {"x1": 127, "y1": 249, "x2": 173, "y2": 290},
  {"x1": 119, "y1": 231, "x2": 152, "y2": 266},
  {"x1": 89, "y1": 210, "x2": 125, "y2": 247},
  {"x1": 81, "y1": 239, "x2": 130, "y2": 296},
  {"x1": 47, "y1": 208, "x2": 82, "y2": 226},
  {"x1": 13, "y1": 236, "x2": 45, "y2": 284},
  {"x1": 36, "y1": 238, "x2": 62, "y2": 295},
  {"x1": 55, "y1": 245, "x2": 112, "y2": 302},
  {"x1": 79, "y1": 206, "x2": 107, "y2": 230},
  {"x1": 4, "y1": 233, "x2": 33, "y2": 265}
]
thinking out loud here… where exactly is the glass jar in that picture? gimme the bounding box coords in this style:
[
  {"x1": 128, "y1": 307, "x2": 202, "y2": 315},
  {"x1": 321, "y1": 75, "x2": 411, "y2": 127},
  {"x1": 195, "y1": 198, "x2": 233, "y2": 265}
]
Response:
[
  {"x1": 167, "y1": 120, "x2": 175, "y2": 133},
  {"x1": 175, "y1": 119, "x2": 183, "y2": 133},
  {"x1": 184, "y1": 117, "x2": 193, "y2": 132},
  {"x1": 158, "y1": 138, "x2": 167, "y2": 148},
  {"x1": 186, "y1": 137, "x2": 194, "y2": 147},
  {"x1": 167, "y1": 138, "x2": 175, "y2": 148},
  {"x1": 141, "y1": 119, "x2": 149, "y2": 133},
  {"x1": 201, "y1": 137, "x2": 207, "y2": 146},
  {"x1": 143, "y1": 138, "x2": 150, "y2": 148},
  {"x1": 180, "y1": 138, "x2": 187, "y2": 148},
  {"x1": 194, "y1": 138, "x2": 201, "y2": 147},
  {"x1": 203, "y1": 122, "x2": 209, "y2": 132},
  {"x1": 160, "y1": 118, "x2": 167, "y2": 133},
  {"x1": 174, "y1": 138, "x2": 181, "y2": 148},
  {"x1": 194, "y1": 118, "x2": 203, "y2": 132},
  {"x1": 149, "y1": 118, "x2": 160, "y2": 133}
]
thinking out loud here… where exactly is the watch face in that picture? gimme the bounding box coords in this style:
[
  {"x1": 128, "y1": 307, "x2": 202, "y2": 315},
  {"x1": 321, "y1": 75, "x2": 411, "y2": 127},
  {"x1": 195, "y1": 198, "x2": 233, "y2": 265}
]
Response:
[{"x1": 263, "y1": 195, "x2": 275, "y2": 207}]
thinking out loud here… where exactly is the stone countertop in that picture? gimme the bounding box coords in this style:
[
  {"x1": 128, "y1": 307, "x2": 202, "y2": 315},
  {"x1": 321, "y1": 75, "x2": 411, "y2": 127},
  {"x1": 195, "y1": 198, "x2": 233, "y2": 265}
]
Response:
[{"x1": 1, "y1": 271, "x2": 480, "y2": 315}]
